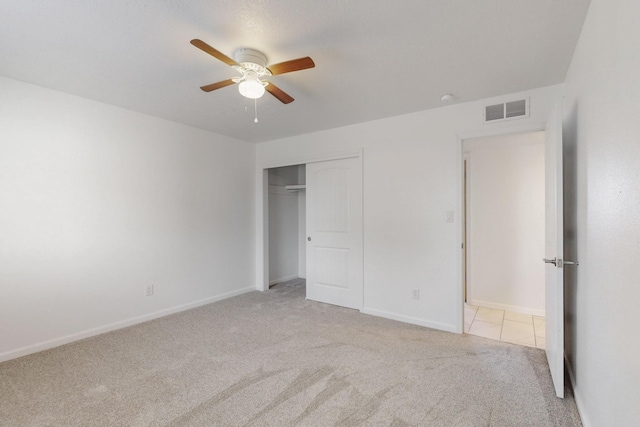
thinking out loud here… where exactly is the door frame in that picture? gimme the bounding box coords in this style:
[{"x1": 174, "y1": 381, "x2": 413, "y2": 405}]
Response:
[
  {"x1": 256, "y1": 150, "x2": 363, "y2": 292},
  {"x1": 462, "y1": 155, "x2": 468, "y2": 303},
  {"x1": 456, "y1": 123, "x2": 546, "y2": 332}
]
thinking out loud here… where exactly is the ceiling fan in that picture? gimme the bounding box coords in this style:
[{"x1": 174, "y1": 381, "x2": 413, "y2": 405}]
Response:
[{"x1": 190, "y1": 39, "x2": 315, "y2": 104}]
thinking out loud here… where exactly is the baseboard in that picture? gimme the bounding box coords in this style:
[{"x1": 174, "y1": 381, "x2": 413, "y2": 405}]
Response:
[
  {"x1": 0, "y1": 286, "x2": 255, "y2": 363},
  {"x1": 361, "y1": 307, "x2": 458, "y2": 333},
  {"x1": 468, "y1": 299, "x2": 545, "y2": 317},
  {"x1": 565, "y1": 354, "x2": 590, "y2": 427},
  {"x1": 269, "y1": 275, "x2": 299, "y2": 286}
]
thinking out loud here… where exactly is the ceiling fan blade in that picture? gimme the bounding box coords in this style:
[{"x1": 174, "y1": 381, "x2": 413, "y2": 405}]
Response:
[
  {"x1": 265, "y1": 83, "x2": 294, "y2": 104},
  {"x1": 267, "y1": 57, "x2": 315, "y2": 75},
  {"x1": 190, "y1": 39, "x2": 239, "y2": 67},
  {"x1": 200, "y1": 79, "x2": 236, "y2": 92}
]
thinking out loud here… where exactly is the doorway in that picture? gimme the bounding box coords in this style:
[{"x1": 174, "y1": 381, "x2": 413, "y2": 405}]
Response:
[{"x1": 462, "y1": 131, "x2": 546, "y2": 348}]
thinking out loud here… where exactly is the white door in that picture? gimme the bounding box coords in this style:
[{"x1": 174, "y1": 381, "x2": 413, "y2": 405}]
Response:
[
  {"x1": 306, "y1": 157, "x2": 363, "y2": 310},
  {"x1": 544, "y1": 101, "x2": 566, "y2": 398}
]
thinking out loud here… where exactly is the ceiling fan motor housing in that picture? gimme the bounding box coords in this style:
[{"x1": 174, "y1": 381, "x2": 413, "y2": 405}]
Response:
[{"x1": 233, "y1": 48, "x2": 270, "y2": 75}]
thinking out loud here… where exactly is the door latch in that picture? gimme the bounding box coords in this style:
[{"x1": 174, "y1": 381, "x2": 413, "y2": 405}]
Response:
[{"x1": 543, "y1": 257, "x2": 579, "y2": 267}]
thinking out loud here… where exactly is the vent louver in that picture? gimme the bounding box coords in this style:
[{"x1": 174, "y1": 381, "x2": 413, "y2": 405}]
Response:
[
  {"x1": 485, "y1": 104, "x2": 505, "y2": 121},
  {"x1": 506, "y1": 100, "x2": 527, "y2": 118},
  {"x1": 485, "y1": 98, "x2": 529, "y2": 122}
]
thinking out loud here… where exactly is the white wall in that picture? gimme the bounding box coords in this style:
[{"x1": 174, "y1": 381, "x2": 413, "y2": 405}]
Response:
[
  {"x1": 562, "y1": 0, "x2": 640, "y2": 425},
  {"x1": 257, "y1": 84, "x2": 563, "y2": 332},
  {"x1": 268, "y1": 166, "x2": 300, "y2": 283},
  {"x1": 0, "y1": 76, "x2": 256, "y2": 362},
  {"x1": 465, "y1": 132, "x2": 545, "y2": 315}
]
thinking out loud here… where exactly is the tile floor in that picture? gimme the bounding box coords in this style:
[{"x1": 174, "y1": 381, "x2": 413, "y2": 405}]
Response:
[{"x1": 464, "y1": 304, "x2": 546, "y2": 349}]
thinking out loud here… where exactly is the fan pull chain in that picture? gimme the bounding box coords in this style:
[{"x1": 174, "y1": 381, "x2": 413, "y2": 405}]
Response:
[{"x1": 254, "y1": 98, "x2": 259, "y2": 123}]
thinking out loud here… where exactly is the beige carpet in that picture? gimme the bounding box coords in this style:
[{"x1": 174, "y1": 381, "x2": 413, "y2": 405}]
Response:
[{"x1": 0, "y1": 279, "x2": 581, "y2": 426}]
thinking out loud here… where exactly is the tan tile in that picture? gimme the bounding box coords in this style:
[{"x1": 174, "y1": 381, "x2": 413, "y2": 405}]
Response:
[
  {"x1": 474, "y1": 307, "x2": 504, "y2": 325},
  {"x1": 504, "y1": 311, "x2": 533, "y2": 324},
  {"x1": 464, "y1": 304, "x2": 478, "y2": 324},
  {"x1": 501, "y1": 320, "x2": 535, "y2": 344},
  {"x1": 533, "y1": 317, "x2": 546, "y2": 337},
  {"x1": 468, "y1": 320, "x2": 502, "y2": 340},
  {"x1": 536, "y1": 336, "x2": 546, "y2": 349}
]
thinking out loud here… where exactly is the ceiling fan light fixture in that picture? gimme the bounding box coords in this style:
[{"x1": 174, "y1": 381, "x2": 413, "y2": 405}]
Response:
[{"x1": 238, "y1": 74, "x2": 266, "y2": 99}]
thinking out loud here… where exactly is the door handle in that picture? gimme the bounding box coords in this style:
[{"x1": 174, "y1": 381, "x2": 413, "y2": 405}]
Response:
[
  {"x1": 307, "y1": 237, "x2": 311, "y2": 241},
  {"x1": 543, "y1": 257, "x2": 579, "y2": 267}
]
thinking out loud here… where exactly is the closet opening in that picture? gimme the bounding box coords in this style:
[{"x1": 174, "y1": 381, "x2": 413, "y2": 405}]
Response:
[{"x1": 267, "y1": 164, "x2": 306, "y2": 290}]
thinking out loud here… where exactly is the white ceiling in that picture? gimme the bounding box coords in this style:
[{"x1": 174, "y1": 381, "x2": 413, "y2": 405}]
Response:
[{"x1": 0, "y1": 1, "x2": 590, "y2": 143}]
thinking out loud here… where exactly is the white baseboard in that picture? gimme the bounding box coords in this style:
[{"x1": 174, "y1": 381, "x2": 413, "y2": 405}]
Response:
[
  {"x1": 565, "y1": 354, "x2": 589, "y2": 427},
  {"x1": 468, "y1": 299, "x2": 545, "y2": 317},
  {"x1": 0, "y1": 286, "x2": 255, "y2": 363},
  {"x1": 361, "y1": 307, "x2": 458, "y2": 333},
  {"x1": 269, "y1": 275, "x2": 299, "y2": 286}
]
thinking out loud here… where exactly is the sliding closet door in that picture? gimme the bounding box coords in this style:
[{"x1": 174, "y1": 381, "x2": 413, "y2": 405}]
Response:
[{"x1": 306, "y1": 157, "x2": 362, "y2": 310}]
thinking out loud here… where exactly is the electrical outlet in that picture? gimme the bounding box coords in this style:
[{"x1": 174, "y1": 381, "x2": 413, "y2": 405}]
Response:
[
  {"x1": 412, "y1": 288, "x2": 420, "y2": 300},
  {"x1": 145, "y1": 285, "x2": 154, "y2": 296}
]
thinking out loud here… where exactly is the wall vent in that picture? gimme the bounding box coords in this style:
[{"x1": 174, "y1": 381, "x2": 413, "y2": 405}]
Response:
[{"x1": 484, "y1": 98, "x2": 529, "y2": 123}]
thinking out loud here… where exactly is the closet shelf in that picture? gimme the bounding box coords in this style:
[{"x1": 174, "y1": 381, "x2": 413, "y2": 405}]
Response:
[{"x1": 285, "y1": 184, "x2": 306, "y2": 191}]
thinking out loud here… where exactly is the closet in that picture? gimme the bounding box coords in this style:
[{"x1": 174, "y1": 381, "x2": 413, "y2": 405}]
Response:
[{"x1": 267, "y1": 165, "x2": 306, "y2": 285}]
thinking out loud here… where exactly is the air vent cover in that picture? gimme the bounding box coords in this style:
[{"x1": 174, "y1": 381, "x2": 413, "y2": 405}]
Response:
[{"x1": 485, "y1": 98, "x2": 529, "y2": 122}]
